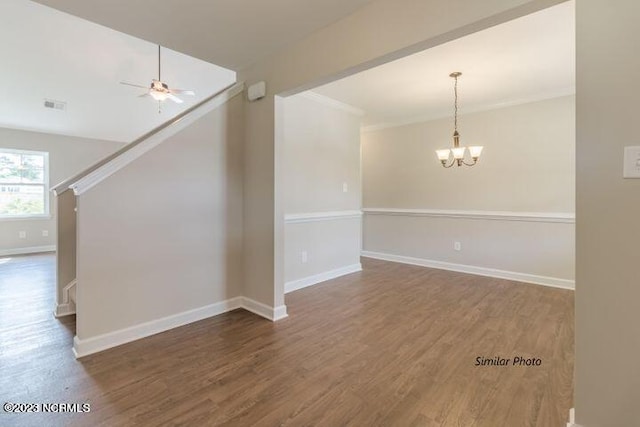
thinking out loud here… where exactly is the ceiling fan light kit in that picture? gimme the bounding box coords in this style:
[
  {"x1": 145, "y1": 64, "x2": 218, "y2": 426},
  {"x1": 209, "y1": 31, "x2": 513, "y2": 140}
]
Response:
[
  {"x1": 435, "y1": 72, "x2": 483, "y2": 168},
  {"x1": 120, "y1": 45, "x2": 195, "y2": 112}
]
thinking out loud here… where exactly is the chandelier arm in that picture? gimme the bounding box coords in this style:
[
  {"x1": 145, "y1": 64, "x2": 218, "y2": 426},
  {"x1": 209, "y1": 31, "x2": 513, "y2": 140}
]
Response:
[
  {"x1": 441, "y1": 159, "x2": 456, "y2": 168},
  {"x1": 461, "y1": 159, "x2": 478, "y2": 167}
]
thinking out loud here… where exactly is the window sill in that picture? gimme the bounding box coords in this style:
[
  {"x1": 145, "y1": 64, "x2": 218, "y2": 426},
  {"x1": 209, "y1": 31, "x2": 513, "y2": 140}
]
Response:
[{"x1": 0, "y1": 215, "x2": 52, "y2": 222}]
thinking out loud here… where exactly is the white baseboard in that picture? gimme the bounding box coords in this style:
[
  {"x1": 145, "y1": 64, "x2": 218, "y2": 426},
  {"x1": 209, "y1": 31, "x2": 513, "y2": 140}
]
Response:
[
  {"x1": 362, "y1": 251, "x2": 574, "y2": 290},
  {"x1": 54, "y1": 303, "x2": 76, "y2": 318},
  {"x1": 73, "y1": 297, "x2": 243, "y2": 358},
  {"x1": 0, "y1": 245, "x2": 56, "y2": 257},
  {"x1": 72, "y1": 296, "x2": 289, "y2": 358},
  {"x1": 285, "y1": 263, "x2": 363, "y2": 293},
  {"x1": 567, "y1": 408, "x2": 583, "y2": 427},
  {"x1": 54, "y1": 280, "x2": 77, "y2": 318},
  {"x1": 241, "y1": 297, "x2": 288, "y2": 321}
]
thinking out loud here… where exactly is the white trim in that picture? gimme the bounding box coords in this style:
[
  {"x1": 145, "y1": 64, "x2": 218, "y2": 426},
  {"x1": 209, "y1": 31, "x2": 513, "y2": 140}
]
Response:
[
  {"x1": 363, "y1": 208, "x2": 575, "y2": 224},
  {"x1": 54, "y1": 279, "x2": 77, "y2": 317},
  {"x1": 69, "y1": 83, "x2": 245, "y2": 196},
  {"x1": 285, "y1": 263, "x2": 362, "y2": 293},
  {"x1": 566, "y1": 408, "x2": 583, "y2": 427},
  {"x1": 73, "y1": 297, "x2": 244, "y2": 358},
  {"x1": 72, "y1": 296, "x2": 289, "y2": 358},
  {"x1": 299, "y1": 91, "x2": 365, "y2": 116},
  {"x1": 361, "y1": 88, "x2": 576, "y2": 132},
  {"x1": 0, "y1": 245, "x2": 56, "y2": 257},
  {"x1": 0, "y1": 214, "x2": 51, "y2": 222},
  {"x1": 361, "y1": 251, "x2": 574, "y2": 290},
  {"x1": 0, "y1": 148, "x2": 50, "y2": 219},
  {"x1": 241, "y1": 297, "x2": 288, "y2": 321},
  {"x1": 54, "y1": 303, "x2": 75, "y2": 318},
  {"x1": 285, "y1": 210, "x2": 362, "y2": 224}
]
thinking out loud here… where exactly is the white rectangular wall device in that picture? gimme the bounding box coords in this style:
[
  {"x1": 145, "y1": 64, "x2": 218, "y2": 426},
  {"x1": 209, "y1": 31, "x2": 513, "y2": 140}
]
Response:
[{"x1": 247, "y1": 81, "x2": 266, "y2": 101}]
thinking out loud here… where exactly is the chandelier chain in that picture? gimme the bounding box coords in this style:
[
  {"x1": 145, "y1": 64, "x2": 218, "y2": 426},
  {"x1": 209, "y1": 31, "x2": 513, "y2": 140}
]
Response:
[{"x1": 453, "y1": 74, "x2": 458, "y2": 133}]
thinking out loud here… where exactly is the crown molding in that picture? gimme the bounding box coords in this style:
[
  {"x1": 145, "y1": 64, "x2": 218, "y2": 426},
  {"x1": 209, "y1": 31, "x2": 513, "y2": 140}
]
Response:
[{"x1": 361, "y1": 87, "x2": 576, "y2": 133}]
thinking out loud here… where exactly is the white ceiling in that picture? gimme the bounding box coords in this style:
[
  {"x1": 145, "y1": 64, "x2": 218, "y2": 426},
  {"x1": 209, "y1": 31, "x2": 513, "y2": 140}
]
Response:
[
  {"x1": 0, "y1": 0, "x2": 236, "y2": 142},
  {"x1": 311, "y1": 0, "x2": 575, "y2": 130},
  {"x1": 32, "y1": 0, "x2": 377, "y2": 71}
]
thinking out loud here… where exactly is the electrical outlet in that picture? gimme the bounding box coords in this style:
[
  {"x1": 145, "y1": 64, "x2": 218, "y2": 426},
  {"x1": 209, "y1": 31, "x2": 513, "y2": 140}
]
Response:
[
  {"x1": 19, "y1": 231, "x2": 27, "y2": 239},
  {"x1": 301, "y1": 251, "x2": 308, "y2": 263},
  {"x1": 42, "y1": 230, "x2": 49, "y2": 237},
  {"x1": 454, "y1": 241, "x2": 461, "y2": 251},
  {"x1": 343, "y1": 182, "x2": 348, "y2": 193}
]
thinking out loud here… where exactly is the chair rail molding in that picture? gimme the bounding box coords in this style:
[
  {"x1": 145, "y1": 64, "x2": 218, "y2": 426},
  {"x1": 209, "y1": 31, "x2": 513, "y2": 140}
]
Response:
[
  {"x1": 285, "y1": 210, "x2": 362, "y2": 224},
  {"x1": 363, "y1": 208, "x2": 575, "y2": 224}
]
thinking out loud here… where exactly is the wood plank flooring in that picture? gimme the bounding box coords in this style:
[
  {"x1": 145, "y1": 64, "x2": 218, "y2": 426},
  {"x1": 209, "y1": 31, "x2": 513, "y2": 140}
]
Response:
[{"x1": 0, "y1": 254, "x2": 573, "y2": 426}]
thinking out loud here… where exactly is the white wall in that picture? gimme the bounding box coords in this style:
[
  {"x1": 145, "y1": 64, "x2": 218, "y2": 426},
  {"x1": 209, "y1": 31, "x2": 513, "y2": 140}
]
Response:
[
  {"x1": 576, "y1": 1, "x2": 640, "y2": 425},
  {"x1": 361, "y1": 96, "x2": 575, "y2": 286},
  {"x1": 282, "y1": 93, "x2": 362, "y2": 292},
  {"x1": 0, "y1": 128, "x2": 123, "y2": 255},
  {"x1": 75, "y1": 94, "x2": 244, "y2": 343}
]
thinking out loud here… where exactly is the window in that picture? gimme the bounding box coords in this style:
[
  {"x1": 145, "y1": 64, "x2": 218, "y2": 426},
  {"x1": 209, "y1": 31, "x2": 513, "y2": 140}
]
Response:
[{"x1": 0, "y1": 149, "x2": 49, "y2": 219}]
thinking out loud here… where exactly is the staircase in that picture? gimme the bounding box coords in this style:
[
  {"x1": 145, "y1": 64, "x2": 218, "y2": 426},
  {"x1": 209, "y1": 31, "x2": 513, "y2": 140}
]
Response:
[{"x1": 52, "y1": 82, "x2": 243, "y2": 319}]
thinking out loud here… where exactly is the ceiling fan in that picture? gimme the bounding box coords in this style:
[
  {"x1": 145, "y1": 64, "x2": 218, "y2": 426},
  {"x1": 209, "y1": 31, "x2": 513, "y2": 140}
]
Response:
[{"x1": 120, "y1": 45, "x2": 194, "y2": 111}]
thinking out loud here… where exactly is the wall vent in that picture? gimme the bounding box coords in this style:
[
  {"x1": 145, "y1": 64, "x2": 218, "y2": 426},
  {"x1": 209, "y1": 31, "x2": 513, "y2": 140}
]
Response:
[{"x1": 44, "y1": 99, "x2": 66, "y2": 111}]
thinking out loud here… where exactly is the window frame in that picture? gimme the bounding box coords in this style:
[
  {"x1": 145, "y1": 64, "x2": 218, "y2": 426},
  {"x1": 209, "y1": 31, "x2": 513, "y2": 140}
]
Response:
[{"x1": 0, "y1": 148, "x2": 50, "y2": 221}]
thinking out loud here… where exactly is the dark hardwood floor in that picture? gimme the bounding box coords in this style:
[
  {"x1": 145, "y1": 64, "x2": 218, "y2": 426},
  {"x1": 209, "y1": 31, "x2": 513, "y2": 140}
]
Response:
[{"x1": 0, "y1": 254, "x2": 573, "y2": 426}]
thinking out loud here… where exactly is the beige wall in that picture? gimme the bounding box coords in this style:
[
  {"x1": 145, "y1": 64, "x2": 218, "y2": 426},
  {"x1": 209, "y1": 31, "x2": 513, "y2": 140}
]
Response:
[
  {"x1": 361, "y1": 96, "x2": 575, "y2": 283},
  {"x1": 363, "y1": 96, "x2": 575, "y2": 212},
  {"x1": 0, "y1": 128, "x2": 123, "y2": 254},
  {"x1": 285, "y1": 219, "x2": 361, "y2": 286},
  {"x1": 364, "y1": 215, "x2": 574, "y2": 281},
  {"x1": 576, "y1": 0, "x2": 640, "y2": 425},
  {"x1": 75, "y1": 95, "x2": 243, "y2": 339},
  {"x1": 240, "y1": 0, "x2": 559, "y2": 309},
  {"x1": 283, "y1": 94, "x2": 361, "y2": 213},
  {"x1": 282, "y1": 93, "x2": 361, "y2": 285}
]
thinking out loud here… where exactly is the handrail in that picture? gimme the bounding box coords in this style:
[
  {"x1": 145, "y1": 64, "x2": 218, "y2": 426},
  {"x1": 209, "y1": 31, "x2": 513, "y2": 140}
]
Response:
[{"x1": 52, "y1": 81, "x2": 240, "y2": 195}]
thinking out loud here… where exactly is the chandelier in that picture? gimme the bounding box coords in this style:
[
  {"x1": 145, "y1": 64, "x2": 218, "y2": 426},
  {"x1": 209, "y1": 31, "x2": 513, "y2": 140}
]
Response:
[{"x1": 435, "y1": 72, "x2": 483, "y2": 168}]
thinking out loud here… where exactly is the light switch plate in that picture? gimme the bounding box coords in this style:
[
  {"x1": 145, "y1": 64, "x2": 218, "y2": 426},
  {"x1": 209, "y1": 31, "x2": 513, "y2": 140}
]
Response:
[{"x1": 623, "y1": 146, "x2": 640, "y2": 178}]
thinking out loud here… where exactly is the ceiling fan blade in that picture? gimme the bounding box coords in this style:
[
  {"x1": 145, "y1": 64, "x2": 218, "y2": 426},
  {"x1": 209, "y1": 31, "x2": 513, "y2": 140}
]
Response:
[
  {"x1": 171, "y1": 89, "x2": 195, "y2": 96},
  {"x1": 167, "y1": 93, "x2": 184, "y2": 104},
  {"x1": 120, "y1": 81, "x2": 149, "y2": 89},
  {"x1": 138, "y1": 92, "x2": 150, "y2": 98}
]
